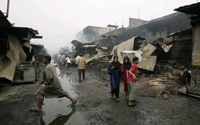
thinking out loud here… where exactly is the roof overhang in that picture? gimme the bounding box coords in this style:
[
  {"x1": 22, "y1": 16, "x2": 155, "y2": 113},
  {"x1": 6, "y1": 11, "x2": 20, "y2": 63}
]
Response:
[
  {"x1": 5, "y1": 27, "x2": 42, "y2": 39},
  {"x1": 174, "y1": 2, "x2": 200, "y2": 16}
]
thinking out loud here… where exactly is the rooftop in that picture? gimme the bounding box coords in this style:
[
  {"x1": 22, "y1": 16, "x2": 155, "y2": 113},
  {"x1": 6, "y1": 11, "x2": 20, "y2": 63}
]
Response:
[{"x1": 175, "y1": 2, "x2": 200, "y2": 15}]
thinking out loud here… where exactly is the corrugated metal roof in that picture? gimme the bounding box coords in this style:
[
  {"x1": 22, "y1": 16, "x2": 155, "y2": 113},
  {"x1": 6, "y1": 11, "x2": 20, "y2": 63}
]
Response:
[
  {"x1": 167, "y1": 28, "x2": 192, "y2": 38},
  {"x1": 0, "y1": 10, "x2": 11, "y2": 28},
  {"x1": 175, "y1": 2, "x2": 200, "y2": 15},
  {"x1": 6, "y1": 27, "x2": 42, "y2": 39}
]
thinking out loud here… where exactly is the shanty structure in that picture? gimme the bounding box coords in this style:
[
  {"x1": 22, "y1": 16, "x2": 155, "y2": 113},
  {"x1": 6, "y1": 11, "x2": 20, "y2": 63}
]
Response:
[
  {"x1": 71, "y1": 40, "x2": 98, "y2": 57},
  {"x1": 31, "y1": 44, "x2": 48, "y2": 62},
  {"x1": 75, "y1": 26, "x2": 115, "y2": 42},
  {"x1": 167, "y1": 28, "x2": 192, "y2": 67},
  {"x1": 111, "y1": 36, "x2": 145, "y2": 64},
  {"x1": 0, "y1": 11, "x2": 42, "y2": 84},
  {"x1": 175, "y1": 2, "x2": 200, "y2": 96}
]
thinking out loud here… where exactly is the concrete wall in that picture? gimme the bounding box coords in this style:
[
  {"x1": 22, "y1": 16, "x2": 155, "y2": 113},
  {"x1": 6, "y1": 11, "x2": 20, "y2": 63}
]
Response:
[
  {"x1": 192, "y1": 22, "x2": 200, "y2": 66},
  {"x1": 171, "y1": 39, "x2": 192, "y2": 67},
  {"x1": 127, "y1": 13, "x2": 191, "y2": 39},
  {"x1": 191, "y1": 18, "x2": 200, "y2": 85},
  {"x1": 76, "y1": 26, "x2": 115, "y2": 42},
  {"x1": 128, "y1": 18, "x2": 149, "y2": 29},
  {"x1": 96, "y1": 12, "x2": 191, "y2": 49}
]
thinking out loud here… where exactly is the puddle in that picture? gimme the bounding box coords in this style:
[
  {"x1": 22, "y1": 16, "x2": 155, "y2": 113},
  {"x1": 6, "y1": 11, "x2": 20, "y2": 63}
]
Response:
[{"x1": 40, "y1": 66, "x2": 86, "y2": 125}]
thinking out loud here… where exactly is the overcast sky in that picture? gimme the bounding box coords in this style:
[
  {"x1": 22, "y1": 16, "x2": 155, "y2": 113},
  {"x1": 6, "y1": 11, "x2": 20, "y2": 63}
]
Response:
[{"x1": 0, "y1": 0, "x2": 198, "y2": 54}]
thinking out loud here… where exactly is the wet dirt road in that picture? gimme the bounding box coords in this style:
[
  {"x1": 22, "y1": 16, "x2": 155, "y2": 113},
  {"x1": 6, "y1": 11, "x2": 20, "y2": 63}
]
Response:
[
  {"x1": 55, "y1": 66, "x2": 200, "y2": 125},
  {"x1": 1, "y1": 65, "x2": 200, "y2": 125}
]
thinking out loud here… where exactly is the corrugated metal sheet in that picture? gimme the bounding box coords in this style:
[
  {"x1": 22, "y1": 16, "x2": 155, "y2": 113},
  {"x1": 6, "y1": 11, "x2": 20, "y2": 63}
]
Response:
[
  {"x1": 142, "y1": 43, "x2": 156, "y2": 56},
  {"x1": 138, "y1": 56, "x2": 157, "y2": 71},
  {"x1": 162, "y1": 44, "x2": 173, "y2": 53},
  {"x1": 175, "y1": 2, "x2": 200, "y2": 15}
]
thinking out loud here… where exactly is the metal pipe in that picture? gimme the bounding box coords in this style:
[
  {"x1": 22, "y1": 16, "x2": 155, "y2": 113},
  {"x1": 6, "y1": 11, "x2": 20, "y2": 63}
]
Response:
[{"x1": 6, "y1": 0, "x2": 10, "y2": 18}]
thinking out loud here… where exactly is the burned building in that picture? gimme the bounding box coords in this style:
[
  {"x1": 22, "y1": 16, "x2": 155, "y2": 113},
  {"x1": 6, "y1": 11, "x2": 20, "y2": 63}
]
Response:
[
  {"x1": 71, "y1": 40, "x2": 98, "y2": 57},
  {"x1": 167, "y1": 29, "x2": 192, "y2": 67},
  {"x1": 175, "y1": 2, "x2": 200, "y2": 95},
  {"x1": 75, "y1": 26, "x2": 115, "y2": 43},
  {"x1": 96, "y1": 12, "x2": 191, "y2": 52},
  {"x1": 111, "y1": 36, "x2": 145, "y2": 64},
  {"x1": 128, "y1": 18, "x2": 149, "y2": 29},
  {"x1": 31, "y1": 44, "x2": 48, "y2": 62},
  {"x1": 0, "y1": 11, "x2": 42, "y2": 84}
]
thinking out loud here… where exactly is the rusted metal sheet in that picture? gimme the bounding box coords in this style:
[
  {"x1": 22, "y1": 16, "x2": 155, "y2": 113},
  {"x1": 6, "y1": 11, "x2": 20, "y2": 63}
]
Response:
[
  {"x1": 138, "y1": 55, "x2": 157, "y2": 71},
  {"x1": 142, "y1": 44, "x2": 156, "y2": 56}
]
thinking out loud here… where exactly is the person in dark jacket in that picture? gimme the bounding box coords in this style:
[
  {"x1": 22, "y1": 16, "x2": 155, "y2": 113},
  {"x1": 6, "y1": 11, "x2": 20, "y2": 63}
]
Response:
[{"x1": 108, "y1": 56, "x2": 122, "y2": 102}]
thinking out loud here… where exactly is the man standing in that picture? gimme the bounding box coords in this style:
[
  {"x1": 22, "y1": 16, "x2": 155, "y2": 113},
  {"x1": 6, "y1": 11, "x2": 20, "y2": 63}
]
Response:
[
  {"x1": 76, "y1": 54, "x2": 86, "y2": 82},
  {"x1": 30, "y1": 55, "x2": 77, "y2": 112}
]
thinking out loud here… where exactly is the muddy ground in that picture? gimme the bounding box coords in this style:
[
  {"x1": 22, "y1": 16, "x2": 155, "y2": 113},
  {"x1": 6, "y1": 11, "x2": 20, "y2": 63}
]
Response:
[{"x1": 0, "y1": 65, "x2": 200, "y2": 125}]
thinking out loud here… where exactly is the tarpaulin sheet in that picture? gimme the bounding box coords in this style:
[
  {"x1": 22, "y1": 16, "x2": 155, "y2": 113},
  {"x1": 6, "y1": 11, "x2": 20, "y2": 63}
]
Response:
[
  {"x1": 142, "y1": 43, "x2": 156, "y2": 56},
  {"x1": 137, "y1": 55, "x2": 157, "y2": 71},
  {"x1": 0, "y1": 34, "x2": 20, "y2": 82},
  {"x1": 111, "y1": 37, "x2": 136, "y2": 64}
]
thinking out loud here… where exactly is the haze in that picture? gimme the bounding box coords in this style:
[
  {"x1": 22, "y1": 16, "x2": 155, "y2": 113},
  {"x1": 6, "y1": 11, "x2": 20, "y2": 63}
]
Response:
[{"x1": 0, "y1": 0, "x2": 198, "y2": 54}]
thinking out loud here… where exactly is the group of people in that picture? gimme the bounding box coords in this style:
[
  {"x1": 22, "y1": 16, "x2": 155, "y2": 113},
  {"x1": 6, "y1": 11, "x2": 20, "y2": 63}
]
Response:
[
  {"x1": 30, "y1": 54, "x2": 137, "y2": 112},
  {"x1": 108, "y1": 56, "x2": 139, "y2": 106},
  {"x1": 58, "y1": 54, "x2": 72, "y2": 68},
  {"x1": 65, "y1": 56, "x2": 71, "y2": 68}
]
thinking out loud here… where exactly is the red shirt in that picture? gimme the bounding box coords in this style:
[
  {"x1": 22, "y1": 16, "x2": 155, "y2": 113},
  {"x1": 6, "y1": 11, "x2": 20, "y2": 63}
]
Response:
[{"x1": 127, "y1": 63, "x2": 137, "y2": 82}]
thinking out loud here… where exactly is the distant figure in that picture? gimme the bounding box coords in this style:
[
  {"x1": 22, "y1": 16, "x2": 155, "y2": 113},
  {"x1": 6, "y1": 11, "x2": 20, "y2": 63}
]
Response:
[
  {"x1": 108, "y1": 56, "x2": 122, "y2": 102},
  {"x1": 30, "y1": 55, "x2": 77, "y2": 112},
  {"x1": 127, "y1": 57, "x2": 139, "y2": 106},
  {"x1": 76, "y1": 54, "x2": 86, "y2": 82},
  {"x1": 66, "y1": 56, "x2": 71, "y2": 68},
  {"x1": 121, "y1": 56, "x2": 131, "y2": 96}
]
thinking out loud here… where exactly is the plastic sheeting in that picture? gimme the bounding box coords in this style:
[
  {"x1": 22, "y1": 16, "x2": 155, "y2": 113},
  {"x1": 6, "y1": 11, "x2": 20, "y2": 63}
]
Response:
[
  {"x1": 111, "y1": 37, "x2": 136, "y2": 64},
  {"x1": 0, "y1": 34, "x2": 35, "y2": 82},
  {"x1": 0, "y1": 34, "x2": 20, "y2": 82}
]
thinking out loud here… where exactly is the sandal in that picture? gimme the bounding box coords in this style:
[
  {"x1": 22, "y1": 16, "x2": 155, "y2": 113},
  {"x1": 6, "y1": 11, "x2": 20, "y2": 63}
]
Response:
[
  {"x1": 128, "y1": 101, "x2": 136, "y2": 107},
  {"x1": 70, "y1": 100, "x2": 77, "y2": 107},
  {"x1": 115, "y1": 98, "x2": 120, "y2": 102},
  {"x1": 30, "y1": 107, "x2": 41, "y2": 112}
]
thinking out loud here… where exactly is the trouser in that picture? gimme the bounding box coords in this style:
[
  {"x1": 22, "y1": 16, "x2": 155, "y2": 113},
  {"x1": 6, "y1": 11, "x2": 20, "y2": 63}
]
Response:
[
  {"x1": 111, "y1": 86, "x2": 119, "y2": 98},
  {"x1": 127, "y1": 81, "x2": 138, "y2": 101},
  {"x1": 110, "y1": 75, "x2": 120, "y2": 98},
  {"x1": 78, "y1": 69, "x2": 85, "y2": 81},
  {"x1": 67, "y1": 63, "x2": 70, "y2": 68}
]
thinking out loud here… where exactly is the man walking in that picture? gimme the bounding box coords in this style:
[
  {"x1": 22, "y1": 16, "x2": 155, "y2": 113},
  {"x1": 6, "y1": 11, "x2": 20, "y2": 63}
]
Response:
[
  {"x1": 30, "y1": 55, "x2": 77, "y2": 112},
  {"x1": 76, "y1": 54, "x2": 86, "y2": 82}
]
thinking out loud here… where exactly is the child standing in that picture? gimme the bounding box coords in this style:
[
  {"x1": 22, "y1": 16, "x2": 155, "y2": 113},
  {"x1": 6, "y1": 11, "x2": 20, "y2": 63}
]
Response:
[{"x1": 127, "y1": 57, "x2": 139, "y2": 106}]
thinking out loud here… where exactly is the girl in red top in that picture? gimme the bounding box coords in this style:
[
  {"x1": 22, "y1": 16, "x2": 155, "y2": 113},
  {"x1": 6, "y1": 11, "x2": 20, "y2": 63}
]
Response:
[
  {"x1": 121, "y1": 56, "x2": 131, "y2": 95},
  {"x1": 127, "y1": 57, "x2": 139, "y2": 106}
]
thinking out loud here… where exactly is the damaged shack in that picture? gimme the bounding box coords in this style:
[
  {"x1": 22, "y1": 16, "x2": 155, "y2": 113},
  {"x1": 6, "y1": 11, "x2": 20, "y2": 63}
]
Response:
[
  {"x1": 71, "y1": 40, "x2": 98, "y2": 58},
  {"x1": 175, "y1": 2, "x2": 200, "y2": 96},
  {"x1": 0, "y1": 11, "x2": 42, "y2": 84}
]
